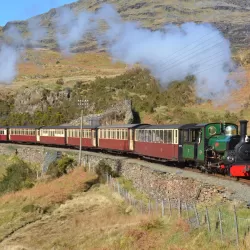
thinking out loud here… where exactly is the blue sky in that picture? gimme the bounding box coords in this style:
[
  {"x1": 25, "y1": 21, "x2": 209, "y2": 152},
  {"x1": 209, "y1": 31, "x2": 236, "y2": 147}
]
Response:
[{"x1": 0, "y1": 0, "x2": 76, "y2": 26}]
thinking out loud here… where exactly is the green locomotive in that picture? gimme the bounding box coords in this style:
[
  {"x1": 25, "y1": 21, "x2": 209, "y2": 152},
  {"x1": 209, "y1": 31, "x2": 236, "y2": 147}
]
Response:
[{"x1": 180, "y1": 120, "x2": 250, "y2": 177}]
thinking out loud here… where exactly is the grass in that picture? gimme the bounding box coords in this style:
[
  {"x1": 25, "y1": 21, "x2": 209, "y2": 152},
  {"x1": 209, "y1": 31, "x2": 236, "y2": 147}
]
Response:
[
  {"x1": 0, "y1": 167, "x2": 98, "y2": 242},
  {"x1": 0, "y1": 169, "x2": 249, "y2": 249},
  {"x1": 10, "y1": 50, "x2": 126, "y2": 90}
]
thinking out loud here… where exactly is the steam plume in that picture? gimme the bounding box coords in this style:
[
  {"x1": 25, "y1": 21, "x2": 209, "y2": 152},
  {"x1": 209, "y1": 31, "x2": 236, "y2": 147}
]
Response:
[
  {"x1": 0, "y1": 2, "x2": 239, "y2": 98},
  {"x1": 55, "y1": 7, "x2": 95, "y2": 54},
  {"x1": 0, "y1": 44, "x2": 19, "y2": 83},
  {"x1": 53, "y1": 3, "x2": 237, "y2": 99},
  {"x1": 0, "y1": 18, "x2": 47, "y2": 83}
]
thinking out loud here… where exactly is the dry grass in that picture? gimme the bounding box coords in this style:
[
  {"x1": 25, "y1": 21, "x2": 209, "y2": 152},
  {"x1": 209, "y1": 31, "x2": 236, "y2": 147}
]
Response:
[
  {"x1": 0, "y1": 167, "x2": 94, "y2": 206},
  {"x1": 0, "y1": 178, "x2": 246, "y2": 250},
  {"x1": 0, "y1": 168, "x2": 97, "y2": 242},
  {"x1": 3, "y1": 49, "x2": 126, "y2": 91}
]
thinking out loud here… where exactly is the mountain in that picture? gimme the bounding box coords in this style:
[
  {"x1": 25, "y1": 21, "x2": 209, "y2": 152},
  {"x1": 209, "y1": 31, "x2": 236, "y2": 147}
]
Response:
[{"x1": 0, "y1": 0, "x2": 250, "y2": 52}]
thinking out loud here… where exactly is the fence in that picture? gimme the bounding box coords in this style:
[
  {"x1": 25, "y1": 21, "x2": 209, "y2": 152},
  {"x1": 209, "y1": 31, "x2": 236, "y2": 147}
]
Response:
[{"x1": 106, "y1": 174, "x2": 250, "y2": 249}]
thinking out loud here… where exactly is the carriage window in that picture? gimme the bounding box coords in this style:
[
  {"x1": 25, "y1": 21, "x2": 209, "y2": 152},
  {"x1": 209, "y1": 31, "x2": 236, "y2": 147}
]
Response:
[
  {"x1": 156, "y1": 130, "x2": 159, "y2": 142},
  {"x1": 188, "y1": 130, "x2": 200, "y2": 142},
  {"x1": 148, "y1": 130, "x2": 152, "y2": 142},
  {"x1": 160, "y1": 130, "x2": 164, "y2": 143},
  {"x1": 125, "y1": 130, "x2": 128, "y2": 140},
  {"x1": 137, "y1": 130, "x2": 139, "y2": 141},
  {"x1": 183, "y1": 130, "x2": 189, "y2": 142},
  {"x1": 145, "y1": 130, "x2": 149, "y2": 142},
  {"x1": 167, "y1": 130, "x2": 172, "y2": 143},
  {"x1": 151, "y1": 130, "x2": 155, "y2": 142},
  {"x1": 164, "y1": 130, "x2": 168, "y2": 143},
  {"x1": 174, "y1": 130, "x2": 178, "y2": 144}
]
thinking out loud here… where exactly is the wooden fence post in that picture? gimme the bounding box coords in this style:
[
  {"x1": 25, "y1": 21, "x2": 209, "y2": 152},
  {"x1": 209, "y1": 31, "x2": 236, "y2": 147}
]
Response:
[
  {"x1": 233, "y1": 205, "x2": 239, "y2": 249},
  {"x1": 161, "y1": 200, "x2": 165, "y2": 217},
  {"x1": 178, "y1": 199, "x2": 181, "y2": 218},
  {"x1": 185, "y1": 202, "x2": 190, "y2": 224},
  {"x1": 193, "y1": 203, "x2": 200, "y2": 226},
  {"x1": 168, "y1": 198, "x2": 172, "y2": 216},
  {"x1": 148, "y1": 200, "x2": 151, "y2": 215},
  {"x1": 218, "y1": 208, "x2": 223, "y2": 242},
  {"x1": 206, "y1": 207, "x2": 211, "y2": 233}
]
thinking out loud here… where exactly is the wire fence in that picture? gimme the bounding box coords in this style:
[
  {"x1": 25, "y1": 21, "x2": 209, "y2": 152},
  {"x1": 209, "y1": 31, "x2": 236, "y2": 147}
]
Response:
[{"x1": 106, "y1": 174, "x2": 250, "y2": 249}]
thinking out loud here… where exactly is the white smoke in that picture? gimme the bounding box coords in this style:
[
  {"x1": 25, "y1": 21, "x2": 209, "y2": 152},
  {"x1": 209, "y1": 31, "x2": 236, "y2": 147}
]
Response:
[
  {"x1": 0, "y1": 44, "x2": 19, "y2": 83},
  {"x1": 53, "y1": 3, "x2": 237, "y2": 99},
  {"x1": 55, "y1": 7, "x2": 96, "y2": 54},
  {"x1": 28, "y1": 17, "x2": 47, "y2": 46},
  {"x1": 0, "y1": 2, "x2": 239, "y2": 98},
  {"x1": 0, "y1": 19, "x2": 47, "y2": 84},
  {"x1": 95, "y1": 4, "x2": 236, "y2": 99}
]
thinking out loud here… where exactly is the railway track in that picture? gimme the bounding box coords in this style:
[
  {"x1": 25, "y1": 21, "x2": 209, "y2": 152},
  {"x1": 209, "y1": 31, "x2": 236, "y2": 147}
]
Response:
[
  {"x1": 183, "y1": 167, "x2": 250, "y2": 186},
  {"x1": 1, "y1": 142, "x2": 250, "y2": 187}
]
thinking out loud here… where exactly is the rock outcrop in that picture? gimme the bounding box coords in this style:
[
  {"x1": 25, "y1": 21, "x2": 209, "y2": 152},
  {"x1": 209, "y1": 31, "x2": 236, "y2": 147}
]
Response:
[
  {"x1": 67, "y1": 99, "x2": 134, "y2": 126},
  {"x1": 13, "y1": 86, "x2": 71, "y2": 114}
]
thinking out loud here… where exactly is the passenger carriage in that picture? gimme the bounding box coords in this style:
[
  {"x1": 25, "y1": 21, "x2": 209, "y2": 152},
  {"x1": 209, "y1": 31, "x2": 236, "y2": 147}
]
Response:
[
  {"x1": 39, "y1": 126, "x2": 67, "y2": 145},
  {"x1": 97, "y1": 124, "x2": 142, "y2": 151},
  {"x1": 8, "y1": 126, "x2": 40, "y2": 143},
  {"x1": 0, "y1": 126, "x2": 8, "y2": 142},
  {"x1": 134, "y1": 125, "x2": 180, "y2": 160},
  {"x1": 66, "y1": 126, "x2": 97, "y2": 148}
]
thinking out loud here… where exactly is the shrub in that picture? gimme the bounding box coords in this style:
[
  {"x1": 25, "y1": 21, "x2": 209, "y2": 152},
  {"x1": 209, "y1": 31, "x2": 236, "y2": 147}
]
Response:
[
  {"x1": 47, "y1": 156, "x2": 76, "y2": 178},
  {"x1": 95, "y1": 160, "x2": 118, "y2": 183},
  {"x1": 56, "y1": 78, "x2": 64, "y2": 85},
  {"x1": 0, "y1": 158, "x2": 36, "y2": 194}
]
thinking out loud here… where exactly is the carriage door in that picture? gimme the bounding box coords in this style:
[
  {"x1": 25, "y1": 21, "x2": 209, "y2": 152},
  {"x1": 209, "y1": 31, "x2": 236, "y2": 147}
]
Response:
[
  {"x1": 129, "y1": 129, "x2": 134, "y2": 151},
  {"x1": 92, "y1": 130, "x2": 96, "y2": 147},
  {"x1": 36, "y1": 129, "x2": 40, "y2": 142}
]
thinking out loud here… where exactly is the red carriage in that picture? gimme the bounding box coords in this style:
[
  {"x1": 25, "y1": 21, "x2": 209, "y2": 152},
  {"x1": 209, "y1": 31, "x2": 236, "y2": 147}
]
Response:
[
  {"x1": 0, "y1": 127, "x2": 8, "y2": 142},
  {"x1": 39, "y1": 126, "x2": 67, "y2": 146},
  {"x1": 97, "y1": 124, "x2": 142, "y2": 152},
  {"x1": 8, "y1": 126, "x2": 40, "y2": 143},
  {"x1": 133, "y1": 125, "x2": 180, "y2": 160},
  {"x1": 66, "y1": 126, "x2": 97, "y2": 148}
]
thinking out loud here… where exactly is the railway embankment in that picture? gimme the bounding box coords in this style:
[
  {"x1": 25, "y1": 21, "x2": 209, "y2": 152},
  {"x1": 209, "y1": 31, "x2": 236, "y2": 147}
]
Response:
[{"x1": 0, "y1": 143, "x2": 249, "y2": 204}]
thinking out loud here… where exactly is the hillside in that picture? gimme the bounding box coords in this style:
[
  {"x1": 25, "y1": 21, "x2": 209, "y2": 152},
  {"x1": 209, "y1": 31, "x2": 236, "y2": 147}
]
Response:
[
  {"x1": 0, "y1": 0, "x2": 250, "y2": 51},
  {"x1": 0, "y1": 163, "x2": 249, "y2": 250},
  {"x1": 0, "y1": 1, "x2": 250, "y2": 126}
]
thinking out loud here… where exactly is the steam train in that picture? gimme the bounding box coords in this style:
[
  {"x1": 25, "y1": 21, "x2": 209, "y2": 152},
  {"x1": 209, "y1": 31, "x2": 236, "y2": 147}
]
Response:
[{"x1": 0, "y1": 120, "x2": 250, "y2": 178}]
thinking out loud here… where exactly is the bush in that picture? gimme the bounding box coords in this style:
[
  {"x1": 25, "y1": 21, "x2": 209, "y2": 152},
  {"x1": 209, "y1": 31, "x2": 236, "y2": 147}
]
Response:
[
  {"x1": 95, "y1": 160, "x2": 118, "y2": 183},
  {"x1": 0, "y1": 158, "x2": 36, "y2": 194},
  {"x1": 56, "y1": 78, "x2": 64, "y2": 85},
  {"x1": 47, "y1": 156, "x2": 76, "y2": 178}
]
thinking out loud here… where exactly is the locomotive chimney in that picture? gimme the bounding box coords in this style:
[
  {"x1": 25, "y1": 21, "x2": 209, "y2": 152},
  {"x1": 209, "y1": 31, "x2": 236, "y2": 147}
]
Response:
[{"x1": 240, "y1": 120, "x2": 248, "y2": 142}]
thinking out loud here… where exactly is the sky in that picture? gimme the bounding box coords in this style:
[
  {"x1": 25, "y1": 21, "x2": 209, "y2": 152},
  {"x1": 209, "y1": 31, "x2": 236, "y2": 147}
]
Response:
[{"x1": 0, "y1": 0, "x2": 77, "y2": 26}]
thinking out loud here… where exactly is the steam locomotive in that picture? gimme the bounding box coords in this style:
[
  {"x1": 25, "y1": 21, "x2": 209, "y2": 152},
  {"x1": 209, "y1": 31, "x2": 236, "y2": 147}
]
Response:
[
  {"x1": 203, "y1": 120, "x2": 250, "y2": 177},
  {"x1": 185, "y1": 120, "x2": 250, "y2": 177},
  {"x1": 0, "y1": 120, "x2": 249, "y2": 178}
]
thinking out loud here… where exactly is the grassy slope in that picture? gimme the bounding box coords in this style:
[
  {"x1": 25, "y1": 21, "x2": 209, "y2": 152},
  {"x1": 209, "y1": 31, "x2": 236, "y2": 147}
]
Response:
[
  {"x1": 0, "y1": 168, "x2": 249, "y2": 249},
  {"x1": 6, "y1": 50, "x2": 126, "y2": 91}
]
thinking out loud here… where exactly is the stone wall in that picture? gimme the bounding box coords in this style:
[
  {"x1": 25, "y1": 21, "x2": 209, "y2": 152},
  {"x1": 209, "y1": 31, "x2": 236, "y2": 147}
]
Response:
[{"x1": 0, "y1": 143, "x2": 237, "y2": 203}]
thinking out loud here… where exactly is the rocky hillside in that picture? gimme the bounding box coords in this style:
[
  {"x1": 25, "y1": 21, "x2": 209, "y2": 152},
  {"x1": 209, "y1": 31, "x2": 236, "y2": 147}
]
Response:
[{"x1": 0, "y1": 0, "x2": 250, "y2": 51}]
